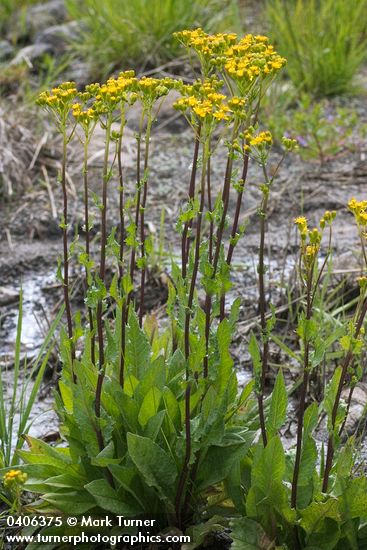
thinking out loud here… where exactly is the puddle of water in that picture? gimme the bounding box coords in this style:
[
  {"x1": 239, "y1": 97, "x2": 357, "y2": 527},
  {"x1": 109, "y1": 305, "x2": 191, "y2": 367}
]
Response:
[
  {"x1": 0, "y1": 270, "x2": 56, "y2": 359},
  {"x1": 0, "y1": 269, "x2": 59, "y2": 449},
  {"x1": 1, "y1": 365, "x2": 58, "y2": 448}
]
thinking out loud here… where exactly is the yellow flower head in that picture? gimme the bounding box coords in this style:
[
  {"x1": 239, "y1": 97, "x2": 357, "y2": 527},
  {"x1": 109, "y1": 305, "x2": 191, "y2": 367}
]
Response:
[
  {"x1": 320, "y1": 210, "x2": 336, "y2": 229},
  {"x1": 348, "y1": 197, "x2": 367, "y2": 226},
  {"x1": 173, "y1": 77, "x2": 232, "y2": 124},
  {"x1": 244, "y1": 129, "x2": 272, "y2": 151},
  {"x1": 294, "y1": 216, "x2": 307, "y2": 229},
  {"x1": 223, "y1": 34, "x2": 286, "y2": 89},
  {"x1": 37, "y1": 81, "x2": 78, "y2": 122},
  {"x1": 3, "y1": 469, "x2": 27, "y2": 488}
]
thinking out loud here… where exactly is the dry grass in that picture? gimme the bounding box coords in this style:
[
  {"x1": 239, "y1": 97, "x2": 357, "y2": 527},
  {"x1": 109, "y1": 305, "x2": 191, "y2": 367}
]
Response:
[{"x1": 0, "y1": 103, "x2": 39, "y2": 197}]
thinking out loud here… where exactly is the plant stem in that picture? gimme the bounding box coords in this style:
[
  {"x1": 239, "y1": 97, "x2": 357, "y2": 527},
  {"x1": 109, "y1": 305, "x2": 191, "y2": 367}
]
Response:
[
  {"x1": 117, "y1": 110, "x2": 126, "y2": 387},
  {"x1": 182, "y1": 125, "x2": 201, "y2": 279},
  {"x1": 95, "y1": 115, "x2": 112, "y2": 452},
  {"x1": 212, "y1": 125, "x2": 239, "y2": 273},
  {"x1": 118, "y1": 110, "x2": 126, "y2": 279},
  {"x1": 139, "y1": 115, "x2": 152, "y2": 327},
  {"x1": 128, "y1": 120, "x2": 144, "y2": 305},
  {"x1": 203, "y1": 155, "x2": 213, "y2": 379},
  {"x1": 257, "y1": 183, "x2": 270, "y2": 447},
  {"x1": 83, "y1": 137, "x2": 95, "y2": 366},
  {"x1": 184, "y1": 138, "x2": 209, "y2": 373},
  {"x1": 291, "y1": 264, "x2": 313, "y2": 508},
  {"x1": 220, "y1": 151, "x2": 250, "y2": 319},
  {"x1": 202, "y1": 127, "x2": 238, "y2": 376},
  {"x1": 174, "y1": 381, "x2": 191, "y2": 529},
  {"x1": 61, "y1": 131, "x2": 75, "y2": 380},
  {"x1": 322, "y1": 295, "x2": 367, "y2": 491}
]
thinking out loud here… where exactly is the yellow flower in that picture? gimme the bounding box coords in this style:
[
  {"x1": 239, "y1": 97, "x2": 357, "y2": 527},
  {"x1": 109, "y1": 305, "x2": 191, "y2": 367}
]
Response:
[
  {"x1": 348, "y1": 197, "x2": 367, "y2": 226},
  {"x1": 3, "y1": 469, "x2": 27, "y2": 488},
  {"x1": 305, "y1": 244, "x2": 319, "y2": 257},
  {"x1": 294, "y1": 216, "x2": 307, "y2": 228},
  {"x1": 245, "y1": 130, "x2": 272, "y2": 149}
]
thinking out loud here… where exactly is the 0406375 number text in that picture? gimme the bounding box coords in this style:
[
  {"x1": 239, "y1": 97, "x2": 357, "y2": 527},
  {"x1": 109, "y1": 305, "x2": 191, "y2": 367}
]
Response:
[{"x1": 7, "y1": 516, "x2": 63, "y2": 527}]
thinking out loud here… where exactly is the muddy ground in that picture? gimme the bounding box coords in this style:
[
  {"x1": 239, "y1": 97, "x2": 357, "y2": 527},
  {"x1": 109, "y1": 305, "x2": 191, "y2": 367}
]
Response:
[{"x1": 1, "y1": 93, "x2": 367, "y2": 464}]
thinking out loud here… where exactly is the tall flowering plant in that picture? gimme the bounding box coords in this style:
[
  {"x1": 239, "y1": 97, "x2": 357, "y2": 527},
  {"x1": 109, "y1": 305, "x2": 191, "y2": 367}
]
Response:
[{"x1": 12, "y1": 28, "x2": 367, "y2": 549}]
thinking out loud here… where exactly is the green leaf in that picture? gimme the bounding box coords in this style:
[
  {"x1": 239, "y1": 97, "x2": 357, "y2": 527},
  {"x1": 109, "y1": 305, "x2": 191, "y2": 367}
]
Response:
[
  {"x1": 267, "y1": 368, "x2": 287, "y2": 433},
  {"x1": 42, "y1": 490, "x2": 96, "y2": 515},
  {"x1": 144, "y1": 410, "x2": 166, "y2": 441},
  {"x1": 86, "y1": 478, "x2": 142, "y2": 515},
  {"x1": 18, "y1": 437, "x2": 72, "y2": 469},
  {"x1": 303, "y1": 402, "x2": 319, "y2": 438},
  {"x1": 138, "y1": 387, "x2": 162, "y2": 428},
  {"x1": 197, "y1": 431, "x2": 254, "y2": 490},
  {"x1": 298, "y1": 437, "x2": 318, "y2": 486},
  {"x1": 339, "y1": 477, "x2": 367, "y2": 520},
  {"x1": 252, "y1": 436, "x2": 285, "y2": 495},
  {"x1": 184, "y1": 517, "x2": 228, "y2": 550},
  {"x1": 297, "y1": 316, "x2": 318, "y2": 341},
  {"x1": 216, "y1": 319, "x2": 234, "y2": 395},
  {"x1": 127, "y1": 433, "x2": 177, "y2": 505},
  {"x1": 125, "y1": 311, "x2": 151, "y2": 379},
  {"x1": 229, "y1": 517, "x2": 272, "y2": 549},
  {"x1": 248, "y1": 333, "x2": 262, "y2": 387},
  {"x1": 300, "y1": 498, "x2": 340, "y2": 535},
  {"x1": 324, "y1": 367, "x2": 345, "y2": 433}
]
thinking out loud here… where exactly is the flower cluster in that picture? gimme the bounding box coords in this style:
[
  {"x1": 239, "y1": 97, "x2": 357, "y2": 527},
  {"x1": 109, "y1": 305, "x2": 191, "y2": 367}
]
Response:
[
  {"x1": 282, "y1": 136, "x2": 298, "y2": 152},
  {"x1": 348, "y1": 197, "x2": 367, "y2": 226},
  {"x1": 136, "y1": 76, "x2": 175, "y2": 108},
  {"x1": 320, "y1": 210, "x2": 336, "y2": 229},
  {"x1": 244, "y1": 129, "x2": 273, "y2": 150},
  {"x1": 72, "y1": 103, "x2": 97, "y2": 125},
  {"x1": 294, "y1": 216, "x2": 323, "y2": 264},
  {"x1": 223, "y1": 35, "x2": 286, "y2": 84},
  {"x1": 37, "y1": 82, "x2": 78, "y2": 125},
  {"x1": 3, "y1": 469, "x2": 27, "y2": 489},
  {"x1": 92, "y1": 71, "x2": 138, "y2": 113},
  {"x1": 37, "y1": 81, "x2": 78, "y2": 109},
  {"x1": 174, "y1": 78, "x2": 232, "y2": 123},
  {"x1": 37, "y1": 72, "x2": 179, "y2": 132},
  {"x1": 174, "y1": 28, "x2": 237, "y2": 63},
  {"x1": 174, "y1": 28, "x2": 286, "y2": 90}
]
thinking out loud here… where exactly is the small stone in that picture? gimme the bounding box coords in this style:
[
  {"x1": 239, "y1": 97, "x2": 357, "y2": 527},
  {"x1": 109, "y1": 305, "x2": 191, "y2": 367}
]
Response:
[
  {"x1": 7, "y1": 0, "x2": 67, "y2": 41},
  {"x1": 35, "y1": 21, "x2": 80, "y2": 54}
]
